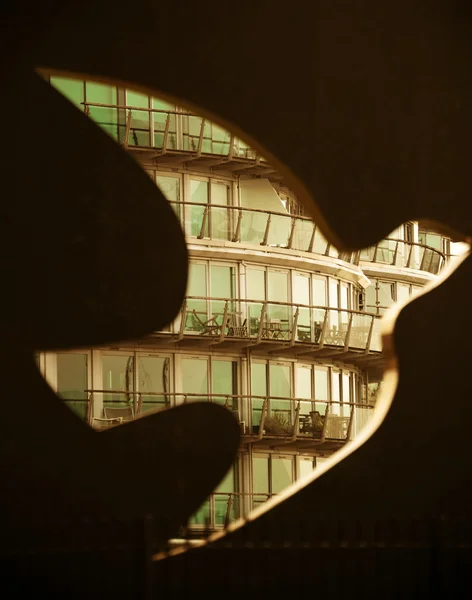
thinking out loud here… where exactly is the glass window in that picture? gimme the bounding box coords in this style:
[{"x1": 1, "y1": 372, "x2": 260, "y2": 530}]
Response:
[
  {"x1": 299, "y1": 458, "x2": 315, "y2": 480},
  {"x1": 126, "y1": 89, "x2": 150, "y2": 147},
  {"x1": 378, "y1": 281, "x2": 395, "y2": 310},
  {"x1": 211, "y1": 265, "x2": 235, "y2": 298},
  {"x1": 210, "y1": 265, "x2": 235, "y2": 325},
  {"x1": 186, "y1": 263, "x2": 207, "y2": 330},
  {"x1": 152, "y1": 97, "x2": 176, "y2": 149},
  {"x1": 271, "y1": 457, "x2": 293, "y2": 493},
  {"x1": 397, "y1": 283, "x2": 411, "y2": 304},
  {"x1": 156, "y1": 175, "x2": 180, "y2": 202},
  {"x1": 212, "y1": 360, "x2": 237, "y2": 407},
  {"x1": 314, "y1": 366, "x2": 329, "y2": 401},
  {"x1": 102, "y1": 354, "x2": 134, "y2": 408},
  {"x1": 187, "y1": 262, "x2": 207, "y2": 297},
  {"x1": 57, "y1": 353, "x2": 88, "y2": 420},
  {"x1": 329, "y1": 279, "x2": 339, "y2": 308},
  {"x1": 331, "y1": 370, "x2": 341, "y2": 415},
  {"x1": 267, "y1": 270, "x2": 289, "y2": 322},
  {"x1": 269, "y1": 364, "x2": 291, "y2": 423},
  {"x1": 269, "y1": 363, "x2": 291, "y2": 398},
  {"x1": 210, "y1": 182, "x2": 231, "y2": 240},
  {"x1": 293, "y1": 273, "x2": 310, "y2": 305},
  {"x1": 251, "y1": 362, "x2": 266, "y2": 430},
  {"x1": 188, "y1": 180, "x2": 209, "y2": 237},
  {"x1": 296, "y1": 365, "x2": 312, "y2": 417},
  {"x1": 156, "y1": 175, "x2": 181, "y2": 222},
  {"x1": 342, "y1": 372, "x2": 351, "y2": 417},
  {"x1": 181, "y1": 357, "x2": 208, "y2": 401},
  {"x1": 296, "y1": 365, "x2": 312, "y2": 399},
  {"x1": 247, "y1": 268, "x2": 265, "y2": 301},
  {"x1": 247, "y1": 268, "x2": 265, "y2": 335},
  {"x1": 215, "y1": 464, "x2": 237, "y2": 525},
  {"x1": 365, "y1": 284, "x2": 377, "y2": 307},
  {"x1": 50, "y1": 77, "x2": 84, "y2": 109},
  {"x1": 293, "y1": 273, "x2": 311, "y2": 337},
  {"x1": 137, "y1": 355, "x2": 170, "y2": 413},
  {"x1": 268, "y1": 271, "x2": 288, "y2": 303},
  {"x1": 253, "y1": 456, "x2": 269, "y2": 496},
  {"x1": 86, "y1": 82, "x2": 118, "y2": 139}
]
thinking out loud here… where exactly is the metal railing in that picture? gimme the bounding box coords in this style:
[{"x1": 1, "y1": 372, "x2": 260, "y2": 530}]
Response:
[
  {"x1": 79, "y1": 390, "x2": 375, "y2": 444},
  {"x1": 161, "y1": 296, "x2": 383, "y2": 353},
  {"x1": 360, "y1": 238, "x2": 446, "y2": 275},
  {"x1": 169, "y1": 200, "x2": 354, "y2": 261},
  {"x1": 187, "y1": 492, "x2": 276, "y2": 531},
  {"x1": 81, "y1": 103, "x2": 446, "y2": 275},
  {"x1": 82, "y1": 101, "x2": 260, "y2": 160},
  {"x1": 170, "y1": 201, "x2": 445, "y2": 274}
]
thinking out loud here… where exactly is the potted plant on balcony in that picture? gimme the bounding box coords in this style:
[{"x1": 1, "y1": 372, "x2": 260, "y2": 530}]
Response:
[{"x1": 263, "y1": 411, "x2": 293, "y2": 436}]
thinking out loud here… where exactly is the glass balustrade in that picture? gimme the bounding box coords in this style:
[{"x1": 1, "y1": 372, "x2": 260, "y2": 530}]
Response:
[
  {"x1": 160, "y1": 203, "x2": 445, "y2": 275},
  {"x1": 167, "y1": 297, "x2": 382, "y2": 354},
  {"x1": 85, "y1": 390, "x2": 375, "y2": 445},
  {"x1": 360, "y1": 238, "x2": 445, "y2": 275}
]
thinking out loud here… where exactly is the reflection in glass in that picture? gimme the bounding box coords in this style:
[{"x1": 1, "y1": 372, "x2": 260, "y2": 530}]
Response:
[
  {"x1": 102, "y1": 354, "x2": 134, "y2": 410},
  {"x1": 138, "y1": 356, "x2": 170, "y2": 414},
  {"x1": 188, "y1": 180, "x2": 209, "y2": 238}
]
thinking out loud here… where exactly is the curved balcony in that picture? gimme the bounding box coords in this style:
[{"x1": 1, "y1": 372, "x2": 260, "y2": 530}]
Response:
[
  {"x1": 145, "y1": 296, "x2": 383, "y2": 365},
  {"x1": 169, "y1": 202, "x2": 445, "y2": 276},
  {"x1": 82, "y1": 102, "x2": 277, "y2": 180},
  {"x1": 360, "y1": 238, "x2": 445, "y2": 275},
  {"x1": 170, "y1": 201, "x2": 357, "y2": 263},
  {"x1": 77, "y1": 391, "x2": 375, "y2": 453}
]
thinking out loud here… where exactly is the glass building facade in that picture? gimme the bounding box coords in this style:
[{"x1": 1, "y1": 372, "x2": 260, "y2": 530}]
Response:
[{"x1": 37, "y1": 73, "x2": 453, "y2": 536}]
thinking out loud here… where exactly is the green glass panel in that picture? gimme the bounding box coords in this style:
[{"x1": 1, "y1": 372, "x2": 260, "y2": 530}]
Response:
[
  {"x1": 86, "y1": 82, "x2": 118, "y2": 139},
  {"x1": 253, "y1": 456, "x2": 269, "y2": 494},
  {"x1": 187, "y1": 180, "x2": 209, "y2": 237},
  {"x1": 251, "y1": 363, "x2": 266, "y2": 429},
  {"x1": 271, "y1": 458, "x2": 293, "y2": 493},
  {"x1": 189, "y1": 500, "x2": 211, "y2": 527},
  {"x1": 50, "y1": 77, "x2": 84, "y2": 109},
  {"x1": 57, "y1": 353, "x2": 88, "y2": 420},
  {"x1": 138, "y1": 356, "x2": 170, "y2": 413},
  {"x1": 215, "y1": 465, "x2": 237, "y2": 525},
  {"x1": 102, "y1": 354, "x2": 134, "y2": 409},
  {"x1": 181, "y1": 358, "x2": 208, "y2": 402}
]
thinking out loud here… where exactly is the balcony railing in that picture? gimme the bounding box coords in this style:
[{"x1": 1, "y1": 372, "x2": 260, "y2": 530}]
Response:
[
  {"x1": 78, "y1": 390, "x2": 375, "y2": 445},
  {"x1": 82, "y1": 102, "x2": 260, "y2": 160},
  {"x1": 360, "y1": 238, "x2": 446, "y2": 275},
  {"x1": 170, "y1": 200, "x2": 355, "y2": 261},
  {"x1": 80, "y1": 100, "x2": 447, "y2": 275},
  {"x1": 159, "y1": 296, "x2": 383, "y2": 354},
  {"x1": 170, "y1": 202, "x2": 445, "y2": 275},
  {"x1": 187, "y1": 492, "x2": 276, "y2": 531}
]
